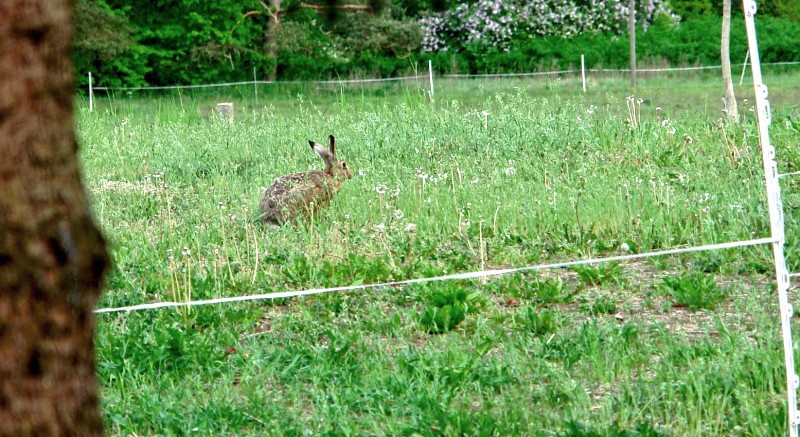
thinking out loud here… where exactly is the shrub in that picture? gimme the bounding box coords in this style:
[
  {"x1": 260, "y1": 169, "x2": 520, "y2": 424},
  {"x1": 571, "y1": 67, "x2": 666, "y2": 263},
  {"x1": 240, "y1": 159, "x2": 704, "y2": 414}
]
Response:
[{"x1": 421, "y1": 0, "x2": 677, "y2": 53}]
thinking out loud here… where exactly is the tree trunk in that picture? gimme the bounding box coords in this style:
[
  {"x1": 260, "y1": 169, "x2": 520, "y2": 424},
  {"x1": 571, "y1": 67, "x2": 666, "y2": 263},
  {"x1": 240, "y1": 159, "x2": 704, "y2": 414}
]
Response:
[
  {"x1": 0, "y1": 0, "x2": 110, "y2": 436},
  {"x1": 629, "y1": 0, "x2": 637, "y2": 90},
  {"x1": 264, "y1": 0, "x2": 282, "y2": 81},
  {"x1": 721, "y1": 0, "x2": 739, "y2": 122}
]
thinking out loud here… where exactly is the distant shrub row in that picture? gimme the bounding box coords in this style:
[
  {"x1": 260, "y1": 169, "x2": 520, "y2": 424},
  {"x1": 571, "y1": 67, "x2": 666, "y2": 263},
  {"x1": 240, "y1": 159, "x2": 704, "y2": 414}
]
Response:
[
  {"x1": 280, "y1": 15, "x2": 800, "y2": 79},
  {"x1": 82, "y1": 14, "x2": 800, "y2": 88}
]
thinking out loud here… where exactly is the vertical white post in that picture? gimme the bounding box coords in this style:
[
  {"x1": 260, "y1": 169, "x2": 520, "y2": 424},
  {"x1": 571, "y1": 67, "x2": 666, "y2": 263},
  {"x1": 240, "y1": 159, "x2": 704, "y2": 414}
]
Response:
[
  {"x1": 88, "y1": 72, "x2": 93, "y2": 113},
  {"x1": 743, "y1": 1, "x2": 798, "y2": 435},
  {"x1": 253, "y1": 66, "x2": 258, "y2": 106},
  {"x1": 581, "y1": 54, "x2": 587, "y2": 93},
  {"x1": 740, "y1": 49, "x2": 750, "y2": 85},
  {"x1": 428, "y1": 60, "x2": 435, "y2": 101}
]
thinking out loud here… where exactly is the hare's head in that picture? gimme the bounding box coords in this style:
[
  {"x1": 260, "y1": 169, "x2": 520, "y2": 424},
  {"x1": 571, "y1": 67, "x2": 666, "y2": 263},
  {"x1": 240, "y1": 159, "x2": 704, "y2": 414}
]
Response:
[{"x1": 310, "y1": 135, "x2": 352, "y2": 182}]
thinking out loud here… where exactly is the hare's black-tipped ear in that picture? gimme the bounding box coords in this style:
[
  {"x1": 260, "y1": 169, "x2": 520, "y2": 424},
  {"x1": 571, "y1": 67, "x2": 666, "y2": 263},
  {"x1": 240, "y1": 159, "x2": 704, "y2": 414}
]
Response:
[
  {"x1": 329, "y1": 135, "x2": 335, "y2": 155},
  {"x1": 310, "y1": 141, "x2": 328, "y2": 161}
]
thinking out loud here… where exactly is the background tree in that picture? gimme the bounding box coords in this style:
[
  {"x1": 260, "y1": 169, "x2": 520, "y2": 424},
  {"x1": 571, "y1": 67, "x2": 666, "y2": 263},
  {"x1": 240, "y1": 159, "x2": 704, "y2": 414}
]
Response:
[
  {"x1": 629, "y1": 0, "x2": 637, "y2": 90},
  {"x1": 73, "y1": 0, "x2": 134, "y2": 78},
  {"x1": 244, "y1": 0, "x2": 389, "y2": 79},
  {"x1": 0, "y1": 0, "x2": 110, "y2": 435},
  {"x1": 721, "y1": 0, "x2": 739, "y2": 122}
]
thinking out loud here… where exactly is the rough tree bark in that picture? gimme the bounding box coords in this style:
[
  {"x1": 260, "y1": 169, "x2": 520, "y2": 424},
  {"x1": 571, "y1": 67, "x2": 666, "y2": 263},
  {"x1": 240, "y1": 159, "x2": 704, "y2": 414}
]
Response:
[
  {"x1": 262, "y1": 0, "x2": 282, "y2": 81},
  {"x1": 721, "y1": 0, "x2": 740, "y2": 122},
  {"x1": 0, "y1": 0, "x2": 110, "y2": 436}
]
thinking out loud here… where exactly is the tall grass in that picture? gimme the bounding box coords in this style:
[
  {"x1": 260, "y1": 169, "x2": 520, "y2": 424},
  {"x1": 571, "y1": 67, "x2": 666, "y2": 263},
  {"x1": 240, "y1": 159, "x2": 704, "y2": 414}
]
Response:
[{"x1": 84, "y1": 74, "x2": 800, "y2": 435}]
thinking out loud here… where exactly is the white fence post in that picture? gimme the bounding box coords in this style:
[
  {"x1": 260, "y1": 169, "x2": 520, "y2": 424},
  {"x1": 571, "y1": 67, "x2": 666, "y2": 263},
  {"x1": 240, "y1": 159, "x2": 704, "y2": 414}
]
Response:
[
  {"x1": 743, "y1": 1, "x2": 799, "y2": 435},
  {"x1": 581, "y1": 54, "x2": 587, "y2": 93},
  {"x1": 253, "y1": 66, "x2": 258, "y2": 106},
  {"x1": 88, "y1": 72, "x2": 93, "y2": 113},
  {"x1": 740, "y1": 50, "x2": 750, "y2": 85},
  {"x1": 428, "y1": 60, "x2": 435, "y2": 101},
  {"x1": 216, "y1": 102, "x2": 234, "y2": 124}
]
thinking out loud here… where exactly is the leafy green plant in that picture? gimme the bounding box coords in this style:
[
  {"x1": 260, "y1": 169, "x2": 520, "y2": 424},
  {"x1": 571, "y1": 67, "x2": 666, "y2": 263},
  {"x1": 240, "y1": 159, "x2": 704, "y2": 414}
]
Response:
[
  {"x1": 487, "y1": 274, "x2": 574, "y2": 305},
  {"x1": 573, "y1": 262, "x2": 625, "y2": 286},
  {"x1": 518, "y1": 307, "x2": 560, "y2": 336},
  {"x1": 419, "y1": 302, "x2": 467, "y2": 334},
  {"x1": 588, "y1": 297, "x2": 618, "y2": 315},
  {"x1": 418, "y1": 284, "x2": 485, "y2": 334},
  {"x1": 660, "y1": 272, "x2": 726, "y2": 311}
]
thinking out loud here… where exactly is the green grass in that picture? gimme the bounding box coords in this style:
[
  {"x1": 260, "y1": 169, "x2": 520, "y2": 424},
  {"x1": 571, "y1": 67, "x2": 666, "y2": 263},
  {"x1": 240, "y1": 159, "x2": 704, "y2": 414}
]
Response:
[{"x1": 84, "y1": 72, "x2": 800, "y2": 435}]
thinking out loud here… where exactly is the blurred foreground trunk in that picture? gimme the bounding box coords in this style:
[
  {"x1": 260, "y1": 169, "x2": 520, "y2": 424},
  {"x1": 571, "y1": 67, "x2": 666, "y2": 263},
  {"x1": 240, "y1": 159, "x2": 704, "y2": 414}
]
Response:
[{"x1": 0, "y1": 0, "x2": 110, "y2": 435}]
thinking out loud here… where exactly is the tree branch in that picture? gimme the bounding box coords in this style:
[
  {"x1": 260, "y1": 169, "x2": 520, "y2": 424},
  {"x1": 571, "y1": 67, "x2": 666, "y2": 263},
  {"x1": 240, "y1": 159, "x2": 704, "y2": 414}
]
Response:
[{"x1": 291, "y1": 4, "x2": 373, "y2": 11}]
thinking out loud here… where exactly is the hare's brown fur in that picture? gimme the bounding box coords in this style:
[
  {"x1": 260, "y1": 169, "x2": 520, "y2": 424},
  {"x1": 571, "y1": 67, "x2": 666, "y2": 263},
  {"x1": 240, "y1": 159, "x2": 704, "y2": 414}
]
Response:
[{"x1": 259, "y1": 135, "x2": 352, "y2": 225}]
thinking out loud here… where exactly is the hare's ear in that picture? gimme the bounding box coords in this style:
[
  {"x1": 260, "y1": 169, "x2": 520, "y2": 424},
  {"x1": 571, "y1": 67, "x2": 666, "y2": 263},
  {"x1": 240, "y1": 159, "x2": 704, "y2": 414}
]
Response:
[
  {"x1": 328, "y1": 135, "x2": 335, "y2": 156},
  {"x1": 309, "y1": 140, "x2": 330, "y2": 161}
]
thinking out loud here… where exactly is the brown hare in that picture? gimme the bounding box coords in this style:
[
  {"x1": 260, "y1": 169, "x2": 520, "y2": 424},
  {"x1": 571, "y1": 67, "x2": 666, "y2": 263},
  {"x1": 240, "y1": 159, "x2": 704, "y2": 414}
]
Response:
[{"x1": 259, "y1": 135, "x2": 353, "y2": 225}]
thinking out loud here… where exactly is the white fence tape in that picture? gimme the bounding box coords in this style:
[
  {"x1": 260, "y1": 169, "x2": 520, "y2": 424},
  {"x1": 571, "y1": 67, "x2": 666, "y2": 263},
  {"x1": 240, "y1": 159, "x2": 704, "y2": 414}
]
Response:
[
  {"x1": 93, "y1": 75, "x2": 427, "y2": 91},
  {"x1": 444, "y1": 69, "x2": 580, "y2": 78},
  {"x1": 90, "y1": 61, "x2": 800, "y2": 92},
  {"x1": 95, "y1": 236, "x2": 775, "y2": 314}
]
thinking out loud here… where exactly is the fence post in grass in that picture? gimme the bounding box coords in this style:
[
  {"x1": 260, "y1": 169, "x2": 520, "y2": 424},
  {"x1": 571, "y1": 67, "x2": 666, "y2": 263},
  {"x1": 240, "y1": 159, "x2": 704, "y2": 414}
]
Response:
[
  {"x1": 581, "y1": 54, "x2": 587, "y2": 93},
  {"x1": 740, "y1": 50, "x2": 750, "y2": 85},
  {"x1": 217, "y1": 103, "x2": 234, "y2": 124},
  {"x1": 253, "y1": 66, "x2": 258, "y2": 106},
  {"x1": 428, "y1": 59, "x2": 435, "y2": 102},
  {"x1": 743, "y1": 0, "x2": 799, "y2": 434},
  {"x1": 88, "y1": 71, "x2": 93, "y2": 113}
]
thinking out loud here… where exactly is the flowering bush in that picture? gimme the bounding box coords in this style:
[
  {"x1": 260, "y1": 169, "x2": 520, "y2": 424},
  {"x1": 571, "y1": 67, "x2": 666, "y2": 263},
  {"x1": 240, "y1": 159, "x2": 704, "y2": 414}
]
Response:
[{"x1": 421, "y1": 0, "x2": 678, "y2": 52}]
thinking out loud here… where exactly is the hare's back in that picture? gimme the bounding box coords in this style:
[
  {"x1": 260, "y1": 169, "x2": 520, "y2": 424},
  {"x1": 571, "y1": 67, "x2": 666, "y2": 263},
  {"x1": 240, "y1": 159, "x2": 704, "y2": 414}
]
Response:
[
  {"x1": 259, "y1": 172, "x2": 329, "y2": 223},
  {"x1": 265, "y1": 171, "x2": 327, "y2": 196}
]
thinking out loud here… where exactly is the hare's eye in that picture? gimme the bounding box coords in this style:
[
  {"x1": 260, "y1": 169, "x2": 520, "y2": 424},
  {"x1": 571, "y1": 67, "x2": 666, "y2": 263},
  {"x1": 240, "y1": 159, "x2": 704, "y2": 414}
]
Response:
[{"x1": 342, "y1": 162, "x2": 348, "y2": 169}]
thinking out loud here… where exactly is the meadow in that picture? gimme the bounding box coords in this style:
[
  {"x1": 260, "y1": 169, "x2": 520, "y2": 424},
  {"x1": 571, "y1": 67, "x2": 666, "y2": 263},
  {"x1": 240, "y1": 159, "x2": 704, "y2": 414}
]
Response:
[{"x1": 81, "y1": 70, "x2": 800, "y2": 435}]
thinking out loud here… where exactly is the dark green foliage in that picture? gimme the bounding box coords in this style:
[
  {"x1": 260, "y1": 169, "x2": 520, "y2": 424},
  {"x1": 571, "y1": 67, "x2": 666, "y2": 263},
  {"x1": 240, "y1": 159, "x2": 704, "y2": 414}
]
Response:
[
  {"x1": 671, "y1": 0, "x2": 800, "y2": 19},
  {"x1": 73, "y1": 0, "x2": 134, "y2": 77},
  {"x1": 670, "y1": 0, "x2": 720, "y2": 18},
  {"x1": 74, "y1": 0, "x2": 800, "y2": 88},
  {"x1": 77, "y1": 0, "x2": 271, "y2": 88},
  {"x1": 275, "y1": 12, "x2": 423, "y2": 80}
]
